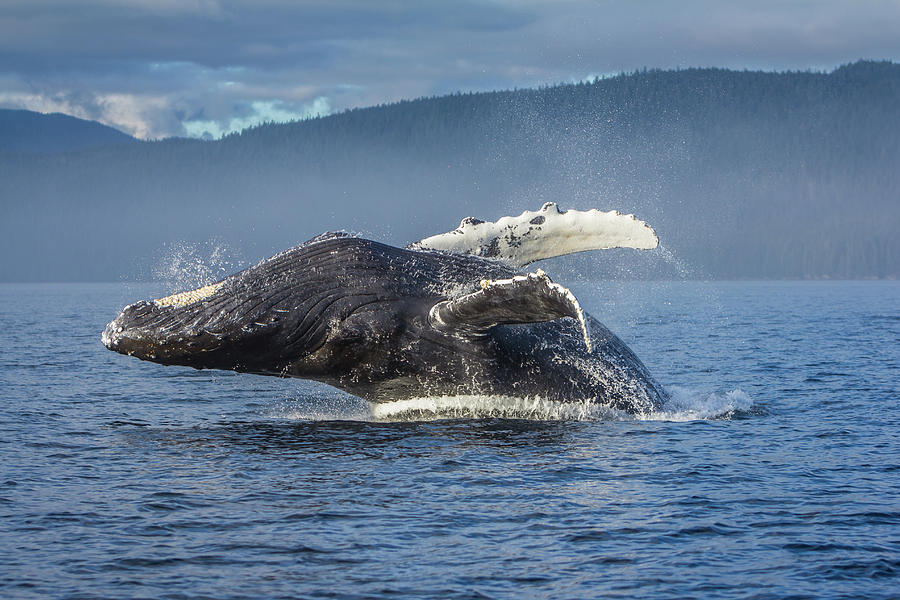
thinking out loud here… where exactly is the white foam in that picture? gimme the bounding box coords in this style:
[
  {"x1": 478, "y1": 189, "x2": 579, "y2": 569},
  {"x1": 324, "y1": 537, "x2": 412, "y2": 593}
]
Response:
[
  {"x1": 269, "y1": 388, "x2": 755, "y2": 423},
  {"x1": 648, "y1": 387, "x2": 755, "y2": 422},
  {"x1": 369, "y1": 395, "x2": 630, "y2": 422}
]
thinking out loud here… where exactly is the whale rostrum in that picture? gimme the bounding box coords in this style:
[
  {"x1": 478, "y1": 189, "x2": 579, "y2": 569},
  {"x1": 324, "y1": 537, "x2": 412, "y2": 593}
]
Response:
[{"x1": 103, "y1": 205, "x2": 669, "y2": 413}]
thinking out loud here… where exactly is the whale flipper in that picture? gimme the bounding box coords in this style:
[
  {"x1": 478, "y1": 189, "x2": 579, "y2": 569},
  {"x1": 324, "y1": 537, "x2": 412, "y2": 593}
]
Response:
[
  {"x1": 428, "y1": 270, "x2": 592, "y2": 351},
  {"x1": 409, "y1": 202, "x2": 658, "y2": 267}
]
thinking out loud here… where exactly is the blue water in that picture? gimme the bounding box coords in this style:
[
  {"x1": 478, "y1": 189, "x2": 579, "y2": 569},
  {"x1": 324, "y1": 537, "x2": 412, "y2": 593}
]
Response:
[{"x1": 1, "y1": 281, "x2": 898, "y2": 599}]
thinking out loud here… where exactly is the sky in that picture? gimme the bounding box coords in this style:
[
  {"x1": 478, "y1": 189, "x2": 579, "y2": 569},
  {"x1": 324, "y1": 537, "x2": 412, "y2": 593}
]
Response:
[{"x1": 1, "y1": 0, "x2": 898, "y2": 140}]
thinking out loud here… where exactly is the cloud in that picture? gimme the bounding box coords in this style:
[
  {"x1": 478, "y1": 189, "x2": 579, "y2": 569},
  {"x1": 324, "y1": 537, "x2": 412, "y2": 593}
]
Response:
[
  {"x1": 0, "y1": 0, "x2": 898, "y2": 138},
  {"x1": 183, "y1": 97, "x2": 331, "y2": 139},
  {"x1": 0, "y1": 88, "x2": 171, "y2": 138}
]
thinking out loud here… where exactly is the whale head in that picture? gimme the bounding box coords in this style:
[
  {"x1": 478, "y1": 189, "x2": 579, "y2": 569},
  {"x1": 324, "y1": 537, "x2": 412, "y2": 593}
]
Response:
[
  {"x1": 101, "y1": 233, "x2": 460, "y2": 381},
  {"x1": 101, "y1": 283, "x2": 237, "y2": 369}
]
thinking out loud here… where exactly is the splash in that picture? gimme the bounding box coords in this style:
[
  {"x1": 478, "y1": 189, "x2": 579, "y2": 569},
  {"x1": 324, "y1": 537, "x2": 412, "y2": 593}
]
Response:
[
  {"x1": 651, "y1": 244, "x2": 698, "y2": 279},
  {"x1": 647, "y1": 387, "x2": 755, "y2": 421},
  {"x1": 153, "y1": 240, "x2": 245, "y2": 293},
  {"x1": 270, "y1": 388, "x2": 755, "y2": 423},
  {"x1": 269, "y1": 393, "x2": 372, "y2": 422},
  {"x1": 370, "y1": 395, "x2": 630, "y2": 422}
]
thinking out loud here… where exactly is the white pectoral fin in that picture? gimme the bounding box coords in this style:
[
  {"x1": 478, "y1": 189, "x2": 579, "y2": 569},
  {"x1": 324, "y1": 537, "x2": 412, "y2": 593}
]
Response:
[
  {"x1": 409, "y1": 202, "x2": 659, "y2": 267},
  {"x1": 428, "y1": 269, "x2": 592, "y2": 352}
]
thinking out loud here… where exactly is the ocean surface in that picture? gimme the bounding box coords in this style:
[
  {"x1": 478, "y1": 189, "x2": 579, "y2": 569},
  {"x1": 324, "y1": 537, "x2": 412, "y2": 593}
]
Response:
[{"x1": 1, "y1": 280, "x2": 898, "y2": 599}]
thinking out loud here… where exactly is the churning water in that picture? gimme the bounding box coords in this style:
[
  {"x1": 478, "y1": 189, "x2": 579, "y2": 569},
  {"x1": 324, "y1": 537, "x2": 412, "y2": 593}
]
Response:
[{"x1": 1, "y1": 280, "x2": 898, "y2": 599}]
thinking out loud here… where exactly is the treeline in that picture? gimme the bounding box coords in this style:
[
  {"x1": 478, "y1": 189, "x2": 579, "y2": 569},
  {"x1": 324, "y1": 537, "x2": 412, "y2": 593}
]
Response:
[{"x1": 0, "y1": 60, "x2": 897, "y2": 281}]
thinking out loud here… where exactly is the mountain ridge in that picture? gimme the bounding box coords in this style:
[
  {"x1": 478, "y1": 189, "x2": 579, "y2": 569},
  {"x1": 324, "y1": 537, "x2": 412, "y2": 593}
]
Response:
[
  {"x1": 0, "y1": 109, "x2": 136, "y2": 154},
  {"x1": 0, "y1": 60, "x2": 897, "y2": 281}
]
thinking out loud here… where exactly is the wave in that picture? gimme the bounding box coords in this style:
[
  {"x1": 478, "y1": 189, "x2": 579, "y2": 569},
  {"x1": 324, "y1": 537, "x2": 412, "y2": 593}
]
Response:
[{"x1": 644, "y1": 386, "x2": 756, "y2": 422}]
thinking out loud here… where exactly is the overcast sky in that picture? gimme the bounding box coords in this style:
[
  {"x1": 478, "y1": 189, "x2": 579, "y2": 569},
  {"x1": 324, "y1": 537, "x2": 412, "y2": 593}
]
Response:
[{"x1": 1, "y1": 0, "x2": 898, "y2": 139}]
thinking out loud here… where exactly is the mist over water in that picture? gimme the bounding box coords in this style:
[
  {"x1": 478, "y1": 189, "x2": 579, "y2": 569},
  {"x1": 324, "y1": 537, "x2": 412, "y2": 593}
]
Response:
[{"x1": 2, "y1": 63, "x2": 898, "y2": 282}]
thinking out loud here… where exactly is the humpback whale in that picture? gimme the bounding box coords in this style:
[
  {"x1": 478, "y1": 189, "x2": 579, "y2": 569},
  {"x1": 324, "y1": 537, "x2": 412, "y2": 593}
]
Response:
[{"x1": 102, "y1": 203, "x2": 668, "y2": 413}]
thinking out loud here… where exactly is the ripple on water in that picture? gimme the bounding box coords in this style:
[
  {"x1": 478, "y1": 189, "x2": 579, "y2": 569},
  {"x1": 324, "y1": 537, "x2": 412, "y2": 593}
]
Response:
[{"x1": 1, "y1": 281, "x2": 899, "y2": 599}]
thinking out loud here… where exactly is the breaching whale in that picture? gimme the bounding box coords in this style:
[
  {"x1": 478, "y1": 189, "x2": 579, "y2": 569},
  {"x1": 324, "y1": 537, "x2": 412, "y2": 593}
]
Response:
[{"x1": 102, "y1": 203, "x2": 669, "y2": 413}]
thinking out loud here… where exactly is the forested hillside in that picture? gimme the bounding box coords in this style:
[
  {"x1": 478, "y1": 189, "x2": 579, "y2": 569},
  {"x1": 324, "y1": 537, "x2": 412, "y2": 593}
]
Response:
[
  {"x1": 0, "y1": 109, "x2": 135, "y2": 154},
  {"x1": 1, "y1": 61, "x2": 897, "y2": 281}
]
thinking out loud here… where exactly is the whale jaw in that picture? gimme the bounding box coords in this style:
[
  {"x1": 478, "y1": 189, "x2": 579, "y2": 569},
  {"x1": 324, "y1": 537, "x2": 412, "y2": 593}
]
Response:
[
  {"x1": 102, "y1": 300, "x2": 157, "y2": 357},
  {"x1": 102, "y1": 300, "x2": 209, "y2": 365}
]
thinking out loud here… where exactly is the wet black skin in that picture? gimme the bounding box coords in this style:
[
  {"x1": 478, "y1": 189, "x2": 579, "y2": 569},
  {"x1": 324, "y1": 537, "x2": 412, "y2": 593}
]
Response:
[{"x1": 103, "y1": 234, "x2": 668, "y2": 412}]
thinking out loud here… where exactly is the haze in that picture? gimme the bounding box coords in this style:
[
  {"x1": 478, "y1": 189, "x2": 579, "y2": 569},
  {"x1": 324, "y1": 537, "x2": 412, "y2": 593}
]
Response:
[{"x1": 0, "y1": 2, "x2": 897, "y2": 282}]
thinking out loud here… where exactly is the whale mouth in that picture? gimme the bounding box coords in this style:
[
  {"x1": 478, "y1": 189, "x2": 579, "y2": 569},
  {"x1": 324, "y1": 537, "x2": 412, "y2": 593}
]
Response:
[
  {"x1": 102, "y1": 299, "x2": 202, "y2": 362},
  {"x1": 101, "y1": 281, "x2": 241, "y2": 366}
]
